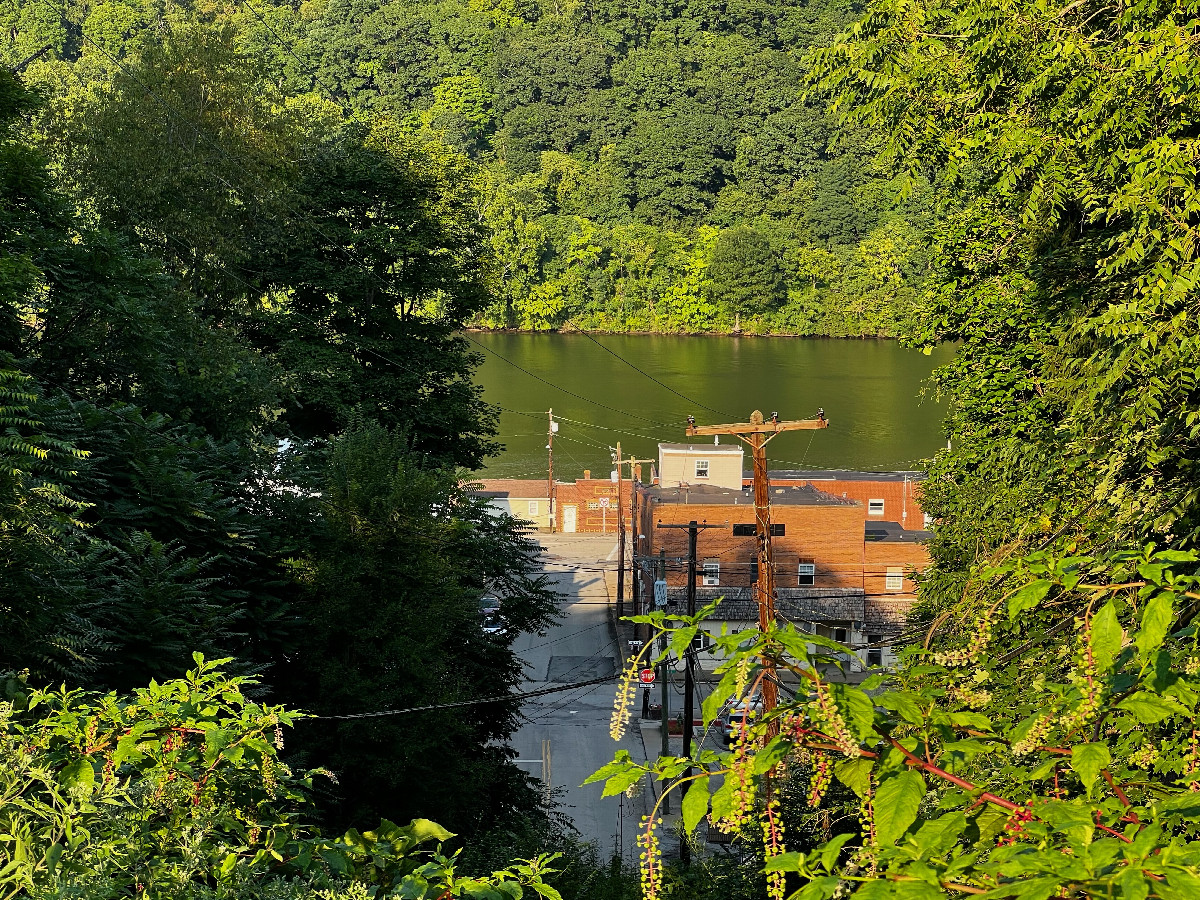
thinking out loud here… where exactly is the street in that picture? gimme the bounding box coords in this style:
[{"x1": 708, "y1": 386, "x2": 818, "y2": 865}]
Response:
[{"x1": 509, "y1": 533, "x2": 649, "y2": 862}]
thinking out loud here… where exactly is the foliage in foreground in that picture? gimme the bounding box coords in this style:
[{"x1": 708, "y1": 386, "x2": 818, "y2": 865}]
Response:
[
  {"x1": 807, "y1": 0, "x2": 1200, "y2": 611},
  {"x1": 595, "y1": 547, "x2": 1200, "y2": 898},
  {"x1": 0, "y1": 654, "x2": 562, "y2": 899}
]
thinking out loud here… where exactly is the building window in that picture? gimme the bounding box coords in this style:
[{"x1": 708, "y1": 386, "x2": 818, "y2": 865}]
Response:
[
  {"x1": 867, "y1": 635, "x2": 882, "y2": 667},
  {"x1": 528, "y1": 501, "x2": 539, "y2": 516},
  {"x1": 868, "y1": 499, "x2": 885, "y2": 516},
  {"x1": 732, "y1": 523, "x2": 784, "y2": 536},
  {"x1": 695, "y1": 460, "x2": 710, "y2": 478},
  {"x1": 923, "y1": 513, "x2": 933, "y2": 529},
  {"x1": 798, "y1": 560, "x2": 815, "y2": 586},
  {"x1": 832, "y1": 627, "x2": 848, "y2": 643},
  {"x1": 703, "y1": 559, "x2": 720, "y2": 585},
  {"x1": 691, "y1": 631, "x2": 713, "y2": 653},
  {"x1": 750, "y1": 557, "x2": 758, "y2": 582},
  {"x1": 886, "y1": 567, "x2": 904, "y2": 591}
]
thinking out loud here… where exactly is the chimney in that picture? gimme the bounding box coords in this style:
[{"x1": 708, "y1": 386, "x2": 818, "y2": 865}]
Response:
[{"x1": 583, "y1": 469, "x2": 591, "y2": 480}]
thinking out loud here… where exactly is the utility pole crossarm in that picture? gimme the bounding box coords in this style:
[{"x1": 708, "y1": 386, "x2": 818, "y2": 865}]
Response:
[{"x1": 686, "y1": 415, "x2": 827, "y2": 437}]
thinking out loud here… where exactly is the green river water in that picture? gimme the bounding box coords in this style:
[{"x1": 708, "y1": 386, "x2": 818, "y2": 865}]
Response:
[{"x1": 468, "y1": 333, "x2": 956, "y2": 479}]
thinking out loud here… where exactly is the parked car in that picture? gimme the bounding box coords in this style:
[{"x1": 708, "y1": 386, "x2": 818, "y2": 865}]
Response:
[
  {"x1": 481, "y1": 611, "x2": 509, "y2": 637},
  {"x1": 479, "y1": 595, "x2": 501, "y2": 614},
  {"x1": 718, "y1": 696, "x2": 763, "y2": 746}
]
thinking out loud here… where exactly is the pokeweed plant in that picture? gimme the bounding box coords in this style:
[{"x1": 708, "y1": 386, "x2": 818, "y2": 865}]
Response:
[
  {"x1": 592, "y1": 546, "x2": 1200, "y2": 899},
  {"x1": 0, "y1": 653, "x2": 563, "y2": 899}
]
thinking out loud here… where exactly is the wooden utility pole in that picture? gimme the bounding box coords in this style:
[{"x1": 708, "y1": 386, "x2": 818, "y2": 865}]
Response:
[
  {"x1": 685, "y1": 410, "x2": 827, "y2": 717},
  {"x1": 612, "y1": 443, "x2": 655, "y2": 618},
  {"x1": 547, "y1": 409, "x2": 556, "y2": 533},
  {"x1": 657, "y1": 519, "x2": 721, "y2": 863}
]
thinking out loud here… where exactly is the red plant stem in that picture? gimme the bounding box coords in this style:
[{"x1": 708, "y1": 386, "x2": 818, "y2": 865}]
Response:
[
  {"x1": 1102, "y1": 769, "x2": 1134, "y2": 810},
  {"x1": 882, "y1": 734, "x2": 1021, "y2": 812}
]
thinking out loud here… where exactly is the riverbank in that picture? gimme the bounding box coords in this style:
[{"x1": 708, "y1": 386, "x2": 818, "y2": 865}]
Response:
[{"x1": 465, "y1": 325, "x2": 898, "y2": 339}]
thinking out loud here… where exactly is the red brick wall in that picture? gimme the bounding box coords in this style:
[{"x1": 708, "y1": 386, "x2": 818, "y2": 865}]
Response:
[
  {"x1": 768, "y1": 478, "x2": 925, "y2": 527},
  {"x1": 554, "y1": 477, "x2": 634, "y2": 533},
  {"x1": 645, "y1": 501, "x2": 867, "y2": 590},
  {"x1": 864, "y1": 541, "x2": 928, "y2": 596}
]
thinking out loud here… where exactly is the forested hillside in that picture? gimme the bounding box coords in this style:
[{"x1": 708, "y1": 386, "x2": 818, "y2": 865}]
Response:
[{"x1": 3, "y1": 0, "x2": 931, "y2": 336}]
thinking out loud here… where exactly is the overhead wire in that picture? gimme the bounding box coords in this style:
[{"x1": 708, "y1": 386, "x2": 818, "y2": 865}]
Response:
[
  {"x1": 560, "y1": 323, "x2": 736, "y2": 419},
  {"x1": 308, "y1": 673, "x2": 619, "y2": 720}
]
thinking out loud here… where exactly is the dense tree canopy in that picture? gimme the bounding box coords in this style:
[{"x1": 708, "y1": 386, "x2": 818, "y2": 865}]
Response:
[
  {"x1": 2, "y1": 0, "x2": 933, "y2": 336},
  {"x1": 0, "y1": 60, "x2": 555, "y2": 849}
]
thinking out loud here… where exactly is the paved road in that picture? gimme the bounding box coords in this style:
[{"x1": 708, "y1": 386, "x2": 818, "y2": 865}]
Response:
[{"x1": 509, "y1": 533, "x2": 650, "y2": 862}]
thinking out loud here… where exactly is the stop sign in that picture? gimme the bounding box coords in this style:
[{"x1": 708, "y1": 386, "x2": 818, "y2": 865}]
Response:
[{"x1": 639, "y1": 668, "x2": 656, "y2": 685}]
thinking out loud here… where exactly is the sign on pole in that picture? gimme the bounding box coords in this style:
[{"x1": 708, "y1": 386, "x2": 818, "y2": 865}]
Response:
[
  {"x1": 654, "y1": 579, "x2": 668, "y2": 607},
  {"x1": 639, "y1": 668, "x2": 656, "y2": 685},
  {"x1": 598, "y1": 496, "x2": 610, "y2": 508}
]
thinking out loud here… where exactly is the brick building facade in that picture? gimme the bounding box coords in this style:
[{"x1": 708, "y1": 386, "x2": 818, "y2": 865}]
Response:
[{"x1": 637, "y1": 471, "x2": 931, "y2": 672}]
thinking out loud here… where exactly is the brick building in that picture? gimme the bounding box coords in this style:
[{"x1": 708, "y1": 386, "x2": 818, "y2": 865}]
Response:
[
  {"x1": 764, "y1": 470, "x2": 926, "y2": 529},
  {"x1": 553, "y1": 472, "x2": 633, "y2": 534},
  {"x1": 637, "y1": 461, "x2": 931, "y2": 671}
]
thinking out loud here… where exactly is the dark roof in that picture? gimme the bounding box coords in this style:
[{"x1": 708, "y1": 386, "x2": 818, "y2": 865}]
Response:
[
  {"x1": 469, "y1": 478, "x2": 550, "y2": 500},
  {"x1": 864, "y1": 521, "x2": 931, "y2": 543},
  {"x1": 661, "y1": 588, "x2": 866, "y2": 621},
  {"x1": 763, "y1": 469, "x2": 926, "y2": 482},
  {"x1": 642, "y1": 482, "x2": 856, "y2": 507}
]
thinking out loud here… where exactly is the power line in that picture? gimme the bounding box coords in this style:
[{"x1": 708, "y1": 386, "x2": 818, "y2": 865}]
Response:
[
  {"x1": 309, "y1": 673, "x2": 618, "y2": 720},
  {"x1": 463, "y1": 335, "x2": 676, "y2": 426},
  {"x1": 561, "y1": 324, "x2": 735, "y2": 419}
]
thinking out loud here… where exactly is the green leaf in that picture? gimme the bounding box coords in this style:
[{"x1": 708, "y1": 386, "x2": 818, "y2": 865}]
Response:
[
  {"x1": 1157, "y1": 870, "x2": 1200, "y2": 900},
  {"x1": 1116, "y1": 692, "x2": 1183, "y2": 723},
  {"x1": 701, "y1": 676, "x2": 736, "y2": 725},
  {"x1": 1068, "y1": 743, "x2": 1110, "y2": 797},
  {"x1": 873, "y1": 770, "x2": 925, "y2": 845},
  {"x1": 763, "y1": 851, "x2": 806, "y2": 872},
  {"x1": 681, "y1": 777, "x2": 709, "y2": 833},
  {"x1": 752, "y1": 737, "x2": 790, "y2": 775},
  {"x1": 1091, "y1": 602, "x2": 1123, "y2": 672},
  {"x1": 1137, "y1": 593, "x2": 1174, "y2": 659},
  {"x1": 669, "y1": 626, "x2": 698, "y2": 660},
  {"x1": 912, "y1": 812, "x2": 965, "y2": 856},
  {"x1": 405, "y1": 818, "x2": 454, "y2": 846},
  {"x1": 59, "y1": 758, "x2": 95, "y2": 795},
  {"x1": 836, "y1": 685, "x2": 876, "y2": 740},
  {"x1": 833, "y1": 757, "x2": 873, "y2": 799},
  {"x1": 599, "y1": 767, "x2": 643, "y2": 798},
  {"x1": 1116, "y1": 866, "x2": 1149, "y2": 900},
  {"x1": 1039, "y1": 801, "x2": 1096, "y2": 846},
  {"x1": 1008, "y1": 580, "x2": 1053, "y2": 621},
  {"x1": 877, "y1": 691, "x2": 924, "y2": 725},
  {"x1": 710, "y1": 775, "x2": 734, "y2": 824},
  {"x1": 820, "y1": 832, "x2": 853, "y2": 872},
  {"x1": 583, "y1": 752, "x2": 632, "y2": 785}
]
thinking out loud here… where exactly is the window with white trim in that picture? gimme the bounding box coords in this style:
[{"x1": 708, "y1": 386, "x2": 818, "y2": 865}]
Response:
[
  {"x1": 702, "y1": 558, "x2": 720, "y2": 585},
  {"x1": 923, "y1": 513, "x2": 933, "y2": 529},
  {"x1": 868, "y1": 499, "x2": 885, "y2": 516},
  {"x1": 797, "y1": 560, "x2": 816, "y2": 586},
  {"x1": 528, "y1": 501, "x2": 540, "y2": 516},
  {"x1": 886, "y1": 567, "x2": 904, "y2": 591},
  {"x1": 695, "y1": 460, "x2": 710, "y2": 478}
]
